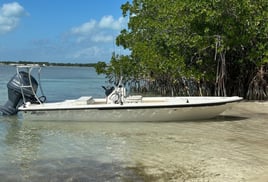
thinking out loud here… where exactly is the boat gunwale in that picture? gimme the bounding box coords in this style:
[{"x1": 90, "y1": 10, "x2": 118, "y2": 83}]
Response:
[{"x1": 19, "y1": 97, "x2": 243, "y2": 112}]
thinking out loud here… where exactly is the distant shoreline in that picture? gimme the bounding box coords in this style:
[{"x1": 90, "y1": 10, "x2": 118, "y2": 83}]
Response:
[{"x1": 0, "y1": 61, "x2": 96, "y2": 67}]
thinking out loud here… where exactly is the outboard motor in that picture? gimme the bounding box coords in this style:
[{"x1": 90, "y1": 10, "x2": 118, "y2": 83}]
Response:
[{"x1": 0, "y1": 71, "x2": 38, "y2": 115}]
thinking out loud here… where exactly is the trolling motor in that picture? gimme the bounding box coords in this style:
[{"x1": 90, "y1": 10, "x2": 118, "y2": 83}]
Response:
[
  {"x1": 0, "y1": 71, "x2": 39, "y2": 115},
  {"x1": 102, "y1": 86, "x2": 115, "y2": 97}
]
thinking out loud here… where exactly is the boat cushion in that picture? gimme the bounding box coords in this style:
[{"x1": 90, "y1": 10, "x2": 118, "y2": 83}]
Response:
[{"x1": 125, "y1": 95, "x2": 143, "y2": 103}]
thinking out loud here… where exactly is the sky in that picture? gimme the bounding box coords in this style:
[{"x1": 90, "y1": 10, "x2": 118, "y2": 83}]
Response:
[{"x1": 0, "y1": 0, "x2": 129, "y2": 63}]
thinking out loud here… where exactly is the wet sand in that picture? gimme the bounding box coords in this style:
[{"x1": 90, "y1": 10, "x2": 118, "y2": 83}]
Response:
[
  {"x1": 114, "y1": 101, "x2": 268, "y2": 181},
  {"x1": 219, "y1": 101, "x2": 268, "y2": 182}
]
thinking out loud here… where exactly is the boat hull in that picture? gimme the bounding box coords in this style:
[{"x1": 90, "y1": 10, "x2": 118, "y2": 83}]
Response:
[
  {"x1": 21, "y1": 105, "x2": 229, "y2": 122},
  {"x1": 19, "y1": 96, "x2": 242, "y2": 122}
]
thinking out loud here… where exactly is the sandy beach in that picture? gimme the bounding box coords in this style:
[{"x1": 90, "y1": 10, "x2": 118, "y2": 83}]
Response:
[{"x1": 113, "y1": 101, "x2": 268, "y2": 181}]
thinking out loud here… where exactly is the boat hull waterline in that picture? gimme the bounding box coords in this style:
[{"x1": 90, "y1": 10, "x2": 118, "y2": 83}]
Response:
[{"x1": 19, "y1": 96, "x2": 242, "y2": 122}]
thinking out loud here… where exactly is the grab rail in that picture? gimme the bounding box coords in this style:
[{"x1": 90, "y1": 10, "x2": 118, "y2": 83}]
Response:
[{"x1": 16, "y1": 65, "x2": 45, "y2": 104}]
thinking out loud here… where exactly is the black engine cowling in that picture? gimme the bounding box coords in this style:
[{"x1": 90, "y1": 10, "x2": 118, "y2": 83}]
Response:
[{"x1": 0, "y1": 71, "x2": 38, "y2": 115}]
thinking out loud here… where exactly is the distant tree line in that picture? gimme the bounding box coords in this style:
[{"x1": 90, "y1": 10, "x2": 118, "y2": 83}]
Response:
[
  {"x1": 0, "y1": 61, "x2": 96, "y2": 67},
  {"x1": 95, "y1": 0, "x2": 268, "y2": 100}
]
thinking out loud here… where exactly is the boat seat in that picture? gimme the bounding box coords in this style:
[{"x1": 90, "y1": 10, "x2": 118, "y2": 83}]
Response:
[
  {"x1": 69, "y1": 96, "x2": 94, "y2": 105},
  {"x1": 125, "y1": 95, "x2": 143, "y2": 103}
]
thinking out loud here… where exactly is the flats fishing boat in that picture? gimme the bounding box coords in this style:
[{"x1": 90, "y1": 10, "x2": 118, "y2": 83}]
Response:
[{"x1": 0, "y1": 65, "x2": 242, "y2": 122}]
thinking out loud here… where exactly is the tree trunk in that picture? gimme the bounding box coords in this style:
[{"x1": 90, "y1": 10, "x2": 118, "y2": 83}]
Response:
[
  {"x1": 247, "y1": 65, "x2": 268, "y2": 100},
  {"x1": 215, "y1": 51, "x2": 227, "y2": 96},
  {"x1": 214, "y1": 36, "x2": 227, "y2": 96}
]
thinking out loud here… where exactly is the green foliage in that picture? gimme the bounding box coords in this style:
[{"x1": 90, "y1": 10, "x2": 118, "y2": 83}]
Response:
[
  {"x1": 98, "y1": 0, "x2": 268, "y2": 96},
  {"x1": 94, "y1": 61, "x2": 107, "y2": 74}
]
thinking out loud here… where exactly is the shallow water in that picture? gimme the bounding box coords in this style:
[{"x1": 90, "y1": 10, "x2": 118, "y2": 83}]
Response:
[{"x1": 0, "y1": 66, "x2": 268, "y2": 181}]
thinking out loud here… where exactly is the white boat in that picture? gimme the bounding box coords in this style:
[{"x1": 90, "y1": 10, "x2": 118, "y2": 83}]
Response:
[{"x1": 0, "y1": 65, "x2": 243, "y2": 122}]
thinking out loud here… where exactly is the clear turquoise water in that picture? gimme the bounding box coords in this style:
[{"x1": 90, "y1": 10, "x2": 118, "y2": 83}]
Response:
[{"x1": 0, "y1": 65, "x2": 268, "y2": 181}]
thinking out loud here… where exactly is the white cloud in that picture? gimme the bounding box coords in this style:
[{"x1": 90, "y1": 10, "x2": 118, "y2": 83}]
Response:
[
  {"x1": 71, "y1": 20, "x2": 96, "y2": 35},
  {"x1": 70, "y1": 15, "x2": 127, "y2": 44},
  {"x1": 91, "y1": 33, "x2": 113, "y2": 42},
  {"x1": 99, "y1": 15, "x2": 125, "y2": 30},
  {"x1": 0, "y1": 2, "x2": 28, "y2": 34},
  {"x1": 63, "y1": 15, "x2": 129, "y2": 61}
]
